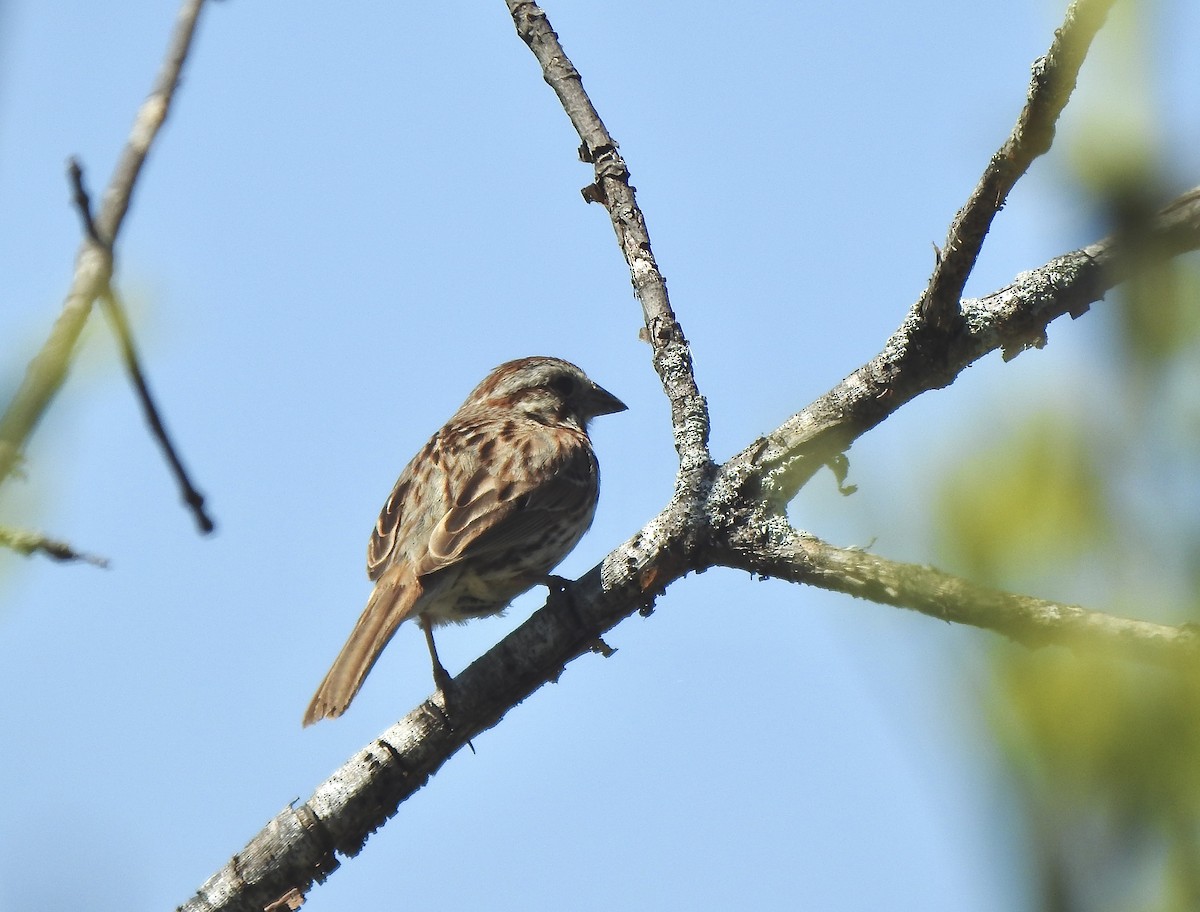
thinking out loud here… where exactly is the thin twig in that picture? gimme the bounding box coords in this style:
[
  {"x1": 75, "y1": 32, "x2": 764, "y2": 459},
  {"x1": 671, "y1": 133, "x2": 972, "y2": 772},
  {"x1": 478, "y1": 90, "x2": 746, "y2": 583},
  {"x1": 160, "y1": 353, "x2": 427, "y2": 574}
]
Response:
[
  {"x1": 98, "y1": 286, "x2": 215, "y2": 533},
  {"x1": 69, "y1": 157, "x2": 215, "y2": 533},
  {"x1": 94, "y1": 0, "x2": 209, "y2": 244},
  {"x1": 67, "y1": 157, "x2": 104, "y2": 245},
  {"x1": 0, "y1": 0, "x2": 209, "y2": 491},
  {"x1": 919, "y1": 0, "x2": 1117, "y2": 328},
  {"x1": 0, "y1": 525, "x2": 109, "y2": 567}
]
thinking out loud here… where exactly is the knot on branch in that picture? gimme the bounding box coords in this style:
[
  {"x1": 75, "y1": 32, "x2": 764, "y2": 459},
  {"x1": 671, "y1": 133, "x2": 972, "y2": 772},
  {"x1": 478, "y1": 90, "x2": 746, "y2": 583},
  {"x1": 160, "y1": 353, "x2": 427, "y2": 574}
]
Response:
[
  {"x1": 580, "y1": 147, "x2": 631, "y2": 205},
  {"x1": 700, "y1": 454, "x2": 782, "y2": 558}
]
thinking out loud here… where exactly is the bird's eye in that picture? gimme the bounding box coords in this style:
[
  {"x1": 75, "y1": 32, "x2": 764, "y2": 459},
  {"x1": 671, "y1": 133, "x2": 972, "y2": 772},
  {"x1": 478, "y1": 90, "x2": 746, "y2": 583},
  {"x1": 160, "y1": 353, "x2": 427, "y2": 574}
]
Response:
[{"x1": 549, "y1": 374, "x2": 577, "y2": 397}]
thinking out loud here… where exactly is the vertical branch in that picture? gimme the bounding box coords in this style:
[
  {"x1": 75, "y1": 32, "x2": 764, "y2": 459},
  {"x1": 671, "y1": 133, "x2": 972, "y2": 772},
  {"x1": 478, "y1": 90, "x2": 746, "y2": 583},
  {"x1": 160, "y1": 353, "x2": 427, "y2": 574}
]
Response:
[{"x1": 505, "y1": 1, "x2": 712, "y2": 480}]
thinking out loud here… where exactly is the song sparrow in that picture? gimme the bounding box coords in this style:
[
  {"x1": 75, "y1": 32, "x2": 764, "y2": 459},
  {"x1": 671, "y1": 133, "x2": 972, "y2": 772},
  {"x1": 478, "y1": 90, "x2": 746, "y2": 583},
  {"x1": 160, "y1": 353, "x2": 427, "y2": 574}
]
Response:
[{"x1": 303, "y1": 356, "x2": 626, "y2": 726}]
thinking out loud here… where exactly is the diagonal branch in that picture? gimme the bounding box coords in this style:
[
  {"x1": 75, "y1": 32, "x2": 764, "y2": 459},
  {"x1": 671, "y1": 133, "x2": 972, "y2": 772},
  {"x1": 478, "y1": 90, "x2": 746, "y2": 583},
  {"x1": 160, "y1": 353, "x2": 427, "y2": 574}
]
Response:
[
  {"x1": 0, "y1": 0, "x2": 209, "y2": 493},
  {"x1": 746, "y1": 186, "x2": 1200, "y2": 506},
  {"x1": 98, "y1": 285, "x2": 215, "y2": 533},
  {"x1": 180, "y1": 504, "x2": 694, "y2": 912},
  {"x1": 920, "y1": 0, "x2": 1117, "y2": 328}
]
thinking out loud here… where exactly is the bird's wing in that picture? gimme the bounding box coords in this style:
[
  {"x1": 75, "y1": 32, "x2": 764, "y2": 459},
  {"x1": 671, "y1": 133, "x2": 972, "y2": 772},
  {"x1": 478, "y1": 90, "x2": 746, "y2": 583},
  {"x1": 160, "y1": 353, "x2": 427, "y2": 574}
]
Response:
[
  {"x1": 416, "y1": 441, "x2": 597, "y2": 576},
  {"x1": 367, "y1": 436, "x2": 437, "y2": 581}
]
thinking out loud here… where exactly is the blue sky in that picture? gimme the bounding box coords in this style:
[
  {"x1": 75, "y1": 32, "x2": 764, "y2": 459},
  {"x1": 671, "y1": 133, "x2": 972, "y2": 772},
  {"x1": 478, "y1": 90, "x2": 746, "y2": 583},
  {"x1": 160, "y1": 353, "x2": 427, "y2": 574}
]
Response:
[{"x1": 1, "y1": 2, "x2": 1197, "y2": 910}]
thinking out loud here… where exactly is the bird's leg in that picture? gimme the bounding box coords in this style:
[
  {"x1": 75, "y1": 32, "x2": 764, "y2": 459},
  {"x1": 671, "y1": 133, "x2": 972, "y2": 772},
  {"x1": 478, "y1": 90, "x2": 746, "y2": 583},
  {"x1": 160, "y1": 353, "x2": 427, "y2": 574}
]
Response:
[
  {"x1": 420, "y1": 617, "x2": 454, "y2": 692},
  {"x1": 541, "y1": 575, "x2": 616, "y2": 658},
  {"x1": 419, "y1": 615, "x2": 475, "y2": 753}
]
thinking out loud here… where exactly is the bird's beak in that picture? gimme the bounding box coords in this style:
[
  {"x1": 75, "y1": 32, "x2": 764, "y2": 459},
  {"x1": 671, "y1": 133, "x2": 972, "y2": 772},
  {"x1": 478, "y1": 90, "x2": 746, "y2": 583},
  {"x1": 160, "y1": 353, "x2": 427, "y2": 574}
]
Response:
[{"x1": 586, "y1": 382, "x2": 628, "y2": 418}]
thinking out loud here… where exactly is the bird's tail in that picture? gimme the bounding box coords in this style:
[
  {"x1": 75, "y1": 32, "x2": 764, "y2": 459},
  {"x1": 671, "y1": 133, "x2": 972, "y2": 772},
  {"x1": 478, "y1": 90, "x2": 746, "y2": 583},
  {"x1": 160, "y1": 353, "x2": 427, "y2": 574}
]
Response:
[{"x1": 302, "y1": 568, "x2": 420, "y2": 726}]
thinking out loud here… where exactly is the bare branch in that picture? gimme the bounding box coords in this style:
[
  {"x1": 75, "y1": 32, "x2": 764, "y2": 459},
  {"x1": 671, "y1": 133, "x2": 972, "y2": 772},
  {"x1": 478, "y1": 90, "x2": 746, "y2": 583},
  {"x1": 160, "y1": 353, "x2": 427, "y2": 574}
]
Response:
[
  {"x1": 94, "y1": 0, "x2": 210, "y2": 245},
  {"x1": 920, "y1": 0, "x2": 1117, "y2": 328},
  {"x1": 0, "y1": 0, "x2": 209, "y2": 491},
  {"x1": 716, "y1": 523, "x2": 1200, "y2": 666},
  {"x1": 748, "y1": 186, "x2": 1200, "y2": 505},
  {"x1": 505, "y1": 0, "x2": 711, "y2": 480}
]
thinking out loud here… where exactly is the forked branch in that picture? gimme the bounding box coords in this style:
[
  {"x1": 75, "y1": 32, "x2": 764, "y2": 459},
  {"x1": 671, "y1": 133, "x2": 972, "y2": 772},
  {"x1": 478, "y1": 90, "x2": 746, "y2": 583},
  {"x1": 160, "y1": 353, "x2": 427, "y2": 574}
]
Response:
[
  {"x1": 919, "y1": 0, "x2": 1118, "y2": 328},
  {"x1": 744, "y1": 186, "x2": 1200, "y2": 506},
  {"x1": 0, "y1": 0, "x2": 212, "y2": 533}
]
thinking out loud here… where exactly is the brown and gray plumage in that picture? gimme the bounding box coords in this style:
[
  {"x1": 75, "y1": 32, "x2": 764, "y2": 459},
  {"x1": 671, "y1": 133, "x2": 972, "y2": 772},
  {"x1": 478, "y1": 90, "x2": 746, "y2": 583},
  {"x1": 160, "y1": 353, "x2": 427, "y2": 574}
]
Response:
[{"x1": 303, "y1": 356, "x2": 626, "y2": 726}]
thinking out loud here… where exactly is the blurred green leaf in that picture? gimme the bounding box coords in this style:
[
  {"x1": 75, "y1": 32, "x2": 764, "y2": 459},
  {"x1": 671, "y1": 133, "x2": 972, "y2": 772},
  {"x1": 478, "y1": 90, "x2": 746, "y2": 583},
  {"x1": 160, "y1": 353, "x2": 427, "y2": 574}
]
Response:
[
  {"x1": 935, "y1": 411, "x2": 1109, "y2": 587},
  {"x1": 989, "y1": 646, "x2": 1200, "y2": 912},
  {"x1": 1116, "y1": 250, "x2": 1200, "y2": 372}
]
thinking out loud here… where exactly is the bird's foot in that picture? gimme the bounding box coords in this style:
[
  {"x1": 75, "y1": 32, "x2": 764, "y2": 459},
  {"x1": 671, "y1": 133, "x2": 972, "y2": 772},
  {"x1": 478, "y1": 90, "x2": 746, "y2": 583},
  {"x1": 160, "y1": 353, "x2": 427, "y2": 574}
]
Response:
[{"x1": 541, "y1": 575, "x2": 616, "y2": 659}]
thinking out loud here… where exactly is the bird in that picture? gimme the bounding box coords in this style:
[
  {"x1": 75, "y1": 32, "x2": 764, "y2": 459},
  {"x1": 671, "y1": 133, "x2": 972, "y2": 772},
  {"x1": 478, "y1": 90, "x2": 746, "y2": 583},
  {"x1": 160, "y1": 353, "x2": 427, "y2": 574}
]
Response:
[{"x1": 303, "y1": 356, "x2": 626, "y2": 726}]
